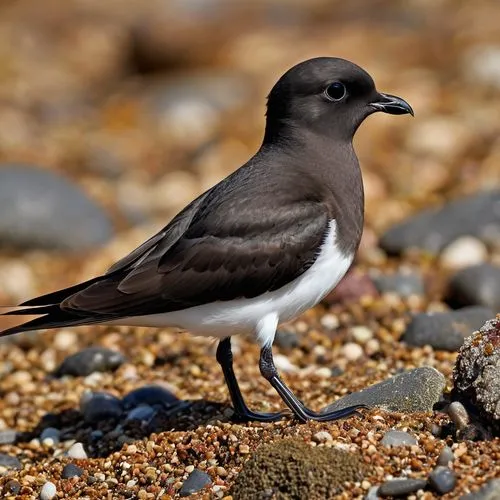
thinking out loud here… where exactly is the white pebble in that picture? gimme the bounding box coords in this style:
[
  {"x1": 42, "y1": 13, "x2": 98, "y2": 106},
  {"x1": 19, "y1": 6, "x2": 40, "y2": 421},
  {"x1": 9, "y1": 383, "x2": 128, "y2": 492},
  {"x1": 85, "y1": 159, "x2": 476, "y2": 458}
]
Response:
[
  {"x1": 441, "y1": 236, "x2": 487, "y2": 269},
  {"x1": 40, "y1": 481, "x2": 57, "y2": 500},
  {"x1": 341, "y1": 342, "x2": 363, "y2": 361},
  {"x1": 350, "y1": 325, "x2": 373, "y2": 344},
  {"x1": 54, "y1": 329, "x2": 79, "y2": 350},
  {"x1": 320, "y1": 314, "x2": 340, "y2": 330},
  {"x1": 313, "y1": 431, "x2": 333, "y2": 443},
  {"x1": 273, "y1": 354, "x2": 298, "y2": 373},
  {"x1": 67, "y1": 442, "x2": 88, "y2": 459},
  {"x1": 365, "y1": 338, "x2": 380, "y2": 356}
]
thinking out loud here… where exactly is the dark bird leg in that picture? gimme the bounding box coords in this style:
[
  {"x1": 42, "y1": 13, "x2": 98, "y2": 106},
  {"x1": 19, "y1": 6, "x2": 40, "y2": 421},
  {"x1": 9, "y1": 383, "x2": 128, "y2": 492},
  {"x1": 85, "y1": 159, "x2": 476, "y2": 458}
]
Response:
[
  {"x1": 216, "y1": 338, "x2": 287, "y2": 422},
  {"x1": 259, "y1": 344, "x2": 366, "y2": 422}
]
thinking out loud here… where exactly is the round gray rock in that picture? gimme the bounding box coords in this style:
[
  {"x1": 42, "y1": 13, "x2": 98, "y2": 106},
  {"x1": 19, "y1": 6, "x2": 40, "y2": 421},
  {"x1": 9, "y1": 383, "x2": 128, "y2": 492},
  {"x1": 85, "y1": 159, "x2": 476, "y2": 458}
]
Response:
[
  {"x1": 322, "y1": 366, "x2": 445, "y2": 414},
  {"x1": 428, "y1": 466, "x2": 457, "y2": 495},
  {"x1": 179, "y1": 469, "x2": 212, "y2": 497},
  {"x1": 0, "y1": 165, "x2": 114, "y2": 251},
  {"x1": 445, "y1": 264, "x2": 500, "y2": 312},
  {"x1": 378, "y1": 478, "x2": 427, "y2": 497},
  {"x1": 402, "y1": 306, "x2": 493, "y2": 351},
  {"x1": 55, "y1": 347, "x2": 126, "y2": 377}
]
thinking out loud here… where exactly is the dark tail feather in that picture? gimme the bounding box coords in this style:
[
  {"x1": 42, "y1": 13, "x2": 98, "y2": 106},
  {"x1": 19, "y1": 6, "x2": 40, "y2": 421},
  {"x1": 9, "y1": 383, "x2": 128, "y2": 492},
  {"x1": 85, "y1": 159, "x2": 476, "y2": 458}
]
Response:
[
  {"x1": 0, "y1": 307, "x2": 106, "y2": 338},
  {"x1": 20, "y1": 276, "x2": 105, "y2": 306}
]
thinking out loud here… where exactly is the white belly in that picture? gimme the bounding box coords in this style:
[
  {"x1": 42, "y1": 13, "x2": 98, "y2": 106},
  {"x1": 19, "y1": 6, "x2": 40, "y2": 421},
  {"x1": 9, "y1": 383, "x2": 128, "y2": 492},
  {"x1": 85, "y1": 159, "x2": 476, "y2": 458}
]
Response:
[{"x1": 113, "y1": 220, "x2": 353, "y2": 343}]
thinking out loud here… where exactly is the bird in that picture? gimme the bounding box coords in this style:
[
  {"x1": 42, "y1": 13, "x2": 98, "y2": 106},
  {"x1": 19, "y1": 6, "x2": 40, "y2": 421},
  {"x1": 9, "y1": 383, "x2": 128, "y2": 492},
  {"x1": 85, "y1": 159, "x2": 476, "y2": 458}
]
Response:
[{"x1": 0, "y1": 57, "x2": 413, "y2": 423}]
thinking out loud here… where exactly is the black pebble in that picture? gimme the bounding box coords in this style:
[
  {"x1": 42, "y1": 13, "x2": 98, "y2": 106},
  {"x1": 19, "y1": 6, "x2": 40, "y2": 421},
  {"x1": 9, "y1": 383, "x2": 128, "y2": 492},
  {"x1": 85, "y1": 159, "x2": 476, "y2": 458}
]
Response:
[
  {"x1": 123, "y1": 385, "x2": 178, "y2": 410},
  {"x1": 378, "y1": 478, "x2": 427, "y2": 497},
  {"x1": 55, "y1": 347, "x2": 126, "y2": 377},
  {"x1": 428, "y1": 466, "x2": 457, "y2": 495},
  {"x1": 82, "y1": 392, "x2": 123, "y2": 424},
  {"x1": 62, "y1": 463, "x2": 84, "y2": 479},
  {"x1": 179, "y1": 469, "x2": 212, "y2": 497}
]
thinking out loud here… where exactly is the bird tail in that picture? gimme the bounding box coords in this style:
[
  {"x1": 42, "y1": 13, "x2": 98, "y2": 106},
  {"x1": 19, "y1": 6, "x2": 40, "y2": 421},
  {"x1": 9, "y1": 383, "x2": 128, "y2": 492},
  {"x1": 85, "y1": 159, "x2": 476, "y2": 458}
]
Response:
[{"x1": 0, "y1": 276, "x2": 108, "y2": 337}]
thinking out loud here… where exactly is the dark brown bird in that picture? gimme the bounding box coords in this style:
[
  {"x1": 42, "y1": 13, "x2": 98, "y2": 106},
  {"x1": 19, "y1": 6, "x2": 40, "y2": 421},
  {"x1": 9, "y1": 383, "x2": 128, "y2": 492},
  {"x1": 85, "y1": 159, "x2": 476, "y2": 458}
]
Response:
[{"x1": 1, "y1": 57, "x2": 413, "y2": 422}]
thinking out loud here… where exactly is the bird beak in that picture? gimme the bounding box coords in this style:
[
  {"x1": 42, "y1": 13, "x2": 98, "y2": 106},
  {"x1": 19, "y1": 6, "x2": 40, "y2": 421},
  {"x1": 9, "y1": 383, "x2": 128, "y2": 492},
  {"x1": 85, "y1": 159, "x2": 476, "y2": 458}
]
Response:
[{"x1": 370, "y1": 93, "x2": 414, "y2": 116}]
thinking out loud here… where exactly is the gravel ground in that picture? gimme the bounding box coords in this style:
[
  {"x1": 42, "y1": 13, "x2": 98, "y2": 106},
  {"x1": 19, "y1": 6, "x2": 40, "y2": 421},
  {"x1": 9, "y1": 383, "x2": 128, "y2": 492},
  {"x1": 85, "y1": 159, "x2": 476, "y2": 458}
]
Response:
[{"x1": 0, "y1": 0, "x2": 499, "y2": 498}]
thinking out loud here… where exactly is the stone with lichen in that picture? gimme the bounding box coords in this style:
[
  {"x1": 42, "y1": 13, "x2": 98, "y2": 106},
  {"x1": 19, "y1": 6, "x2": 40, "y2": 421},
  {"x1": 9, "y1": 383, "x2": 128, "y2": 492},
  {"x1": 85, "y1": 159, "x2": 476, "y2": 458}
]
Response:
[
  {"x1": 453, "y1": 315, "x2": 500, "y2": 431},
  {"x1": 230, "y1": 439, "x2": 365, "y2": 500}
]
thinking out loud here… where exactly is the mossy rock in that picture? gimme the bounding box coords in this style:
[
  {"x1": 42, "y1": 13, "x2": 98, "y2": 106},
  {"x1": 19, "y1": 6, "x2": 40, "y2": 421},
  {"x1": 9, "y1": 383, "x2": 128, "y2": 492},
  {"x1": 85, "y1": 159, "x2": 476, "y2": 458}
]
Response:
[{"x1": 231, "y1": 439, "x2": 365, "y2": 500}]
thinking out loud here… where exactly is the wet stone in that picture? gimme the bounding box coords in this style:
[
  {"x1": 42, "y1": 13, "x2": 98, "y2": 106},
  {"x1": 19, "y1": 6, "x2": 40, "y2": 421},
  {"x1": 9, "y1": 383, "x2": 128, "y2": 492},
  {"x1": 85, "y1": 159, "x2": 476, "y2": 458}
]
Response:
[
  {"x1": 379, "y1": 190, "x2": 500, "y2": 255},
  {"x1": 125, "y1": 405, "x2": 156, "y2": 422},
  {"x1": 381, "y1": 430, "x2": 417, "y2": 447},
  {"x1": 55, "y1": 347, "x2": 126, "y2": 377},
  {"x1": 402, "y1": 306, "x2": 493, "y2": 351},
  {"x1": 82, "y1": 392, "x2": 123, "y2": 424},
  {"x1": 0, "y1": 165, "x2": 114, "y2": 251},
  {"x1": 61, "y1": 463, "x2": 84, "y2": 479},
  {"x1": 123, "y1": 384, "x2": 178, "y2": 409},
  {"x1": 323, "y1": 366, "x2": 445, "y2": 414},
  {"x1": 179, "y1": 468, "x2": 212, "y2": 497},
  {"x1": 4, "y1": 480, "x2": 21, "y2": 495},
  {"x1": 428, "y1": 466, "x2": 457, "y2": 495},
  {"x1": 378, "y1": 478, "x2": 427, "y2": 497},
  {"x1": 445, "y1": 264, "x2": 500, "y2": 311}
]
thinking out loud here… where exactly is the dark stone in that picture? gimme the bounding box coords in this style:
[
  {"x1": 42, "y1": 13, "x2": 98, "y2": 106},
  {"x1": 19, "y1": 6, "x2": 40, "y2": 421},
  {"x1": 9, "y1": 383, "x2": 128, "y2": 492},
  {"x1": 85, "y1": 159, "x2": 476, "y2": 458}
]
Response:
[
  {"x1": 372, "y1": 270, "x2": 425, "y2": 296},
  {"x1": 445, "y1": 264, "x2": 500, "y2": 311},
  {"x1": 378, "y1": 478, "x2": 427, "y2": 497},
  {"x1": 125, "y1": 405, "x2": 155, "y2": 422},
  {"x1": 0, "y1": 453, "x2": 21, "y2": 470},
  {"x1": 82, "y1": 392, "x2": 123, "y2": 424},
  {"x1": 0, "y1": 165, "x2": 114, "y2": 251},
  {"x1": 123, "y1": 385, "x2": 178, "y2": 410},
  {"x1": 274, "y1": 330, "x2": 299, "y2": 349},
  {"x1": 4, "y1": 479, "x2": 21, "y2": 494},
  {"x1": 55, "y1": 347, "x2": 126, "y2": 377},
  {"x1": 322, "y1": 367, "x2": 445, "y2": 414},
  {"x1": 428, "y1": 466, "x2": 457, "y2": 494},
  {"x1": 61, "y1": 463, "x2": 84, "y2": 479},
  {"x1": 0, "y1": 429, "x2": 17, "y2": 445},
  {"x1": 379, "y1": 190, "x2": 500, "y2": 255},
  {"x1": 402, "y1": 306, "x2": 493, "y2": 351},
  {"x1": 179, "y1": 469, "x2": 212, "y2": 497}
]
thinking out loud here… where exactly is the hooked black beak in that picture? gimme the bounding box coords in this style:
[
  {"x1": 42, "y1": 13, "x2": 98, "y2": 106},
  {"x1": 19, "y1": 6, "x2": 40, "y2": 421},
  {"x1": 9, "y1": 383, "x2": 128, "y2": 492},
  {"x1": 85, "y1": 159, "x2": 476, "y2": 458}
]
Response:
[{"x1": 370, "y1": 93, "x2": 414, "y2": 116}]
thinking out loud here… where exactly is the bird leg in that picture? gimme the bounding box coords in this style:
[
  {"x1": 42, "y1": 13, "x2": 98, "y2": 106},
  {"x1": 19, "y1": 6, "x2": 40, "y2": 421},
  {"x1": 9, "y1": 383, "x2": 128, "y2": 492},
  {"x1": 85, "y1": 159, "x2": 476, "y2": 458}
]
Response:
[
  {"x1": 216, "y1": 338, "x2": 287, "y2": 422},
  {"x1": 259, "y1": 344, "x2": 366, "y2": 422}
]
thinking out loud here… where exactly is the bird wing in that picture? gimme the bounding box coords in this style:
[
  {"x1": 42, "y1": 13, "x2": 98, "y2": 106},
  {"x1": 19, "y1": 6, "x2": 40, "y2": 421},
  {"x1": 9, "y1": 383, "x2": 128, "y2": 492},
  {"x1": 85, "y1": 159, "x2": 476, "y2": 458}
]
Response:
[{"x1": 60, "y1": 196, "x2": 330, "y2": 318}]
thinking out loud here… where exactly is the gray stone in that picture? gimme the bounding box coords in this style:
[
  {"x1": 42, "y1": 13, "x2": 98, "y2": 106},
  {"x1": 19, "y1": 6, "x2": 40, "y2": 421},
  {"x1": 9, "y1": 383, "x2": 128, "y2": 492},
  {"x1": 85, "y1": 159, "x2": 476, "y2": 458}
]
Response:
[
  {"x1": 378, "y1": 478, "x2": 427, "y2": 497},
  {"x1": 0, "y1": 165, "x2": 113, "y2": 251},
  {"x1": 0, "y1": 453, "x2": 22, "y2": 470},
  {"x1": 428, "y1": 466, "x2": 457, "y2": 495},
  {"x1": 82, "y1": 392, "x2": 123, "y2": 424},
  {"x1": 402, "y1": 306, "x2": 493, "y2": 351},
  {"x1": 125, "y1": 405, "x2": 156, "y2": 422},
  {"x1": 123, "y1": 385, "x2": 178, "y2": 409},
  {"x1": 55, "y1": 347, "x2": 125, "y2": 377},
  {"x1": 437, "y1": 446, "x2": 455, "y2": 467},
  {"x1": 40, "y1": 481, "x2": 57, "y2": 500},
  {"x1": 61, "y1": 463, "x2": 84, "y2": 479},
  {"x1": 179, "y1": 469, "x2": 212, "y2": 497},
  {"x1": 461, "y1": 479, "x2": 500, "y2": 500},
  {"x1": 0, "y1": 429, "x2": 17, "y2": 445},
  {"x1": 372, "y1": 270, "x2": 425, "y2": 297},
  {"x1": 274, "y1": 329, "x2": 300, "y2": 349},
  {"x1": 40, "y1": 427, "x2": 61, "y2": 444},
  {"x1": 322, "y1": 367, "x2": 445, "y2": 414},
  {"x1": 379, "y1": 190, "x2": 500, "y2": 255},
  {"x1": 380, "y1": 430, "x2": 417, "y2": 447},
  {"x1": 446, "y1": 264, "x2": 500, "y2": 311}
]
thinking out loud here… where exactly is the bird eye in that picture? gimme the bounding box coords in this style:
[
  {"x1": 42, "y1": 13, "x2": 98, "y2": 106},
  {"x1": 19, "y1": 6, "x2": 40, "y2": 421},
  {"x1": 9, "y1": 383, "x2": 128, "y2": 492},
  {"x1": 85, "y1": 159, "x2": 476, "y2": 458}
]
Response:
[{"x1": 324, "y1": 82, "x2": 346, "y2": 101}]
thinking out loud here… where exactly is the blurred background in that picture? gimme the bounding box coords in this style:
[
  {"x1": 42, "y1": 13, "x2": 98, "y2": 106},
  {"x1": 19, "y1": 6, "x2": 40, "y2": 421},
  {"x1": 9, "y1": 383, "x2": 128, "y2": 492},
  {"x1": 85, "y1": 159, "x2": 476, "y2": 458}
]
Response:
[{"x1": 0, "y1": 0, "x2": 499, "y2": 306}]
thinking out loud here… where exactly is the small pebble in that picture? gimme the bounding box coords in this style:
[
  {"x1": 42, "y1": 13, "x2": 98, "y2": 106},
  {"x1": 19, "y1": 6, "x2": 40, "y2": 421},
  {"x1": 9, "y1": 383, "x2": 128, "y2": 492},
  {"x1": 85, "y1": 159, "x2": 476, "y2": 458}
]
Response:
[
  {"x1": 0, "y1": 429, "x2": 17, "y2": 445},
  {"x1": 320, "y1": 314, "x2": 340, "y2": 330},
  {"x1": 126, "y1": 405, "x2": 155, "y2": 422},
  {"x1": 40, "y1": 427, "x2": 60, "y2": 444},
  {"x1": 448, "y1": 401, "x2": 469, "y2": 431},
  {"x1": 350, "y1": 325, "x2": 373, "y2": 344},
  {"x1": 0, "y1": 453, "x2": 21, "y2": 470},
  {"x1": 274, "y1": 329, "x2": 299, "y2": 349},
  {"x1": 428, "y1": 466, "x2": 457, "y2": 494},
  {"x1": 62, "y1": 463, "x2": 84, "y2": 479},
  {"x1": 40, "y1": 481, "x2": 57, "y2": 500},
  {"x1": 81, "y1": 392, "x2": 123, "y2": 424},
  {"x1": 179, "y1": 469, "x2": 212, "y2": 497},
  {"x1": 4, "y1": 479, "x2": 21, "y2": 494},
  {"x1": 273, "y1": 354, "x2": 298, "y2": 372},
  {"x1": 67, "y1": 442, "x2": 88, "y2": 459},
  {"x1": 441, "y1": 236, "x2": 488, "y2": 269},
  {"x1": 381, "y1": 430, "x2": 417, "y2": 447},
  {"x1": 312, "y1": 431, "x2": 333, "y2": 443},
  {"x1": 123, "y1": 385, "x2": 178, "y2": 409},
  {"x1": 55, "y1": 347, "x2": 125, "y2": 377},
  {"x1": 378, "y1": 478, "x2": 427, "y2": 497},
  {"x1": 437, "y1": 446, "x2": 455, "y2": 467},
  {"x1": 341, "y1": 342, "x2": 363, "y2": 361}
]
